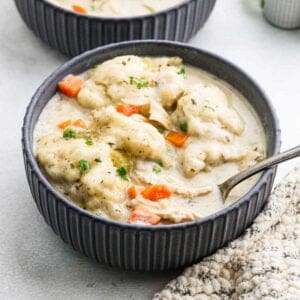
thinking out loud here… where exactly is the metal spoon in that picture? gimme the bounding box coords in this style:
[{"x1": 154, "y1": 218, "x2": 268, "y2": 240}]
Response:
[{"x1": 219, "y1": 145, "x2": 300, "y2": 201}]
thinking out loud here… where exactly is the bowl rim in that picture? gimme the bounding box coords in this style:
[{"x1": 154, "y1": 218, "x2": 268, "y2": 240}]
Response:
[
  {"x1": 41, "y1": 0, "x2": 199, "y2": 20},
  {"x1": 22, "y1": 40, "x2": 281, "y2": 231}
]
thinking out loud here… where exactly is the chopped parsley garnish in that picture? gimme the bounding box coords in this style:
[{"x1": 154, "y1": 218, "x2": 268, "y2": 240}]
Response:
[
  {"x1": 156, "y1": 125, "x2": 165, "y2": 134},
  {"x1": 166, "y1": 145, "x2": 172, "y2": 153},
  {"x1": 157, "y1": 161, "x2": 164, "y2": 167},
  {"x1": 85, "y1": 139, "x2": 93, "y2": 146},
  {"x1": 153, "y1": 165, "x2": 162, "y2": 174},
  {"x1": 63, "y1": 128, "x2": 76, "y2": 138},
  {"x1": 79, "y1": 160, "x2": 90, "y2": 175},
  {"x1": 129, "y1": 76, "x2": 149, "y2": 89},
  {"x1": 90, "y1": 5, "x2": 96, "y2": 11},
  {"x1": 261, "y1": 0, "x2": 265, "y2": 8},
  {"x1": 179, "y1": 120, "x2": 188, "y2": 132},
  {"x1": 94, "y1": 158, "x2": 102, "y2": 163},
  {"x1": 178, "y1": 67, "x2": 187, "y2": 78},
  {"x1": 204, "y1": 105, "x2": 215, "y2": 112},
  {"x1": 116, "y1": 167, "x2": 128, "y2": 181}
]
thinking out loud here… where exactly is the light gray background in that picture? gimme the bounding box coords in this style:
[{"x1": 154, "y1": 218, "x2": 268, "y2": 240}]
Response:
[{"x1": 1, "y1": 0, "x2": 299, "y2": 299}]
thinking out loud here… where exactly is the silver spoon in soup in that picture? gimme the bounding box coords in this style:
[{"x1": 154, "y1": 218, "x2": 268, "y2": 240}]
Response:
[{"x1": 219, "y1": 145, "x2": 300, "y2": 202}]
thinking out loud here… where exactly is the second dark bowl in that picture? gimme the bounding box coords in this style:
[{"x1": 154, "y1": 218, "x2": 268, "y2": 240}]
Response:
[
  {"x1": 22, "y1": 41, "x2": 281, "y2": 271},
  {"x1": 14, "y1": 0, "x2": 216, "y2": 56}
]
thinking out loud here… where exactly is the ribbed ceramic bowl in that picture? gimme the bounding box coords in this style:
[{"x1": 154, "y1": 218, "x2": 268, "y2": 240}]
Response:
[
  {"x1": 14, "y1": 0, "x2": 216, "y2": 56},
  {"x1": 22, "y1": 41, "x2": 281, "y2": 271}
]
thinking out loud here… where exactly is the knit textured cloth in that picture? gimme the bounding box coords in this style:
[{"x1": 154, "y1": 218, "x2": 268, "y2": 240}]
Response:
[{"x1": 154, "y1": 167, "x2": 300, "y2": 299}]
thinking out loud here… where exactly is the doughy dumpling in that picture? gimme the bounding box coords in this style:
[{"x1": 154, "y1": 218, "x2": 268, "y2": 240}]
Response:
[
  {"x1": 106, "y1": 82, "x2": 154, "y2": 106},
  {"x1": 80, "y1": 159, "x2": 129, "y2": 221},
  {"x1": 36, "y1": 134, "x2": 106, "y2": 182},
  {"x1": 143, "y1": 56, "x2": 182, "y2": 71},
  {"x1": 37, "y1": 134, "x2": 130, "y2": 221},
  {"x1": 182, "y1": 142, "x2": 207, "y2": 177},
  {"x1": 92, "y1": 106, "x2": 171, "y2": 166},
  {"x1": 93, "y1": 55, "x2": 146, "y2": 85},
  {"x1": 182, "y1": 140, "x2": 248, "y2": 177},
  {"x1": 77, "y1": 79, "x2": 109, "y2": 109},
  {"x1": 157, "y1": 66, "x2": 185, "y2": 108},
  {"x1": 172, "y1": 83, "x2": 245, "y2": 140},
  {"x1": 188, "y1": 117, "x2": 233, "y2": 144}
]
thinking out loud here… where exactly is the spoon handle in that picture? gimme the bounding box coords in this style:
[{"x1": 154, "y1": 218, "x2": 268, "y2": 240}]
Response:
[{"x1": 219, "y1": 145, "x2": 300, "y2": 200}]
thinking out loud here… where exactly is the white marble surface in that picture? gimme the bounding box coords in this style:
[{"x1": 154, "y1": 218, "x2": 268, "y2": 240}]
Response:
[{"x1": 0, "y1": 0, "x2": 299, "y2": 299}]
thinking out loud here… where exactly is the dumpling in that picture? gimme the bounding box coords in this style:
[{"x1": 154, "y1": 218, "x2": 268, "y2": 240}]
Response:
[
  {"x1": 77, "y1": 79, "x2": 109, "y2": 109},
  {"x1": 172, "y1": 83, "x2": 245, "y2": 140},
  {"x1": 92, "y1": 55, "x2": 146, "y2": 85},
  {"x1": 36, "y1": 134, "x2": 107, "y2": 182},
  {"x1": 157, "y1": 66, "x2": 185, "y2": 108},
  {"x1": 92, "y1": 106, "x2": 172, "y2": 166},
  {"x1": 182, "y1": 140, "x2": 248, "y2": 177},
  {"x1": 80, "y1": 159, "x2": 129, "y2": 221}
]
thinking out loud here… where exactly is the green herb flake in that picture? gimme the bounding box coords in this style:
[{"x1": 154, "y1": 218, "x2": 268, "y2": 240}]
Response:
[
  {"x1": 94, "y1": 158, "x2": 102, "y2": 163},
  {"x1": 157, "y1": 161, "x2": 164, "y2": 167},
  {"x1": 156, "y1": 125, "x2": 165, "y2": 134},
  {"x1": 166, "y1": 145, "x2": 172, "y2": 153},
  {"x1": 260, "y1": 0, "x2": 265, "y2": 8},
  {"x1": 129, "y1": 76, "x2": 149, "y2": 89},
  {"x1": 79, "y1": 160, "x2": 90, "y2": 175},
  {"x1": 63, "y1": 128, "x2": 76, "y2": 139},
  {"x1": 204, "y1": 105, "x2": 215, "y2": 112},
  {"x1": 85, "y1": 139, "x2": 93, "y2": 146},
  {"x1": 179, "y1": 120, "x2": 188, "y2": 133},
  {"x1": 116, "y1": 167, "x2": 128, "y2": 181},
  {"x1": 153, "y1": 165, "x2": 162, "y2": 174},
  {"x1": 90, "y1": 5, "x2": 96, "y2": 11},
  {"x1": 178, "y1": 67, "x2": 187, "y2": 78}
]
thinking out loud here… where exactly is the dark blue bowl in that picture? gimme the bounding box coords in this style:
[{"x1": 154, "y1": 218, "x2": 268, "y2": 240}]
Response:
[
  {"x1": 14, "y1": 0, "x2": 216, "y2": 56},
  {"x1": 22, "y1": 41, "x2": 281, "y2": 271}
]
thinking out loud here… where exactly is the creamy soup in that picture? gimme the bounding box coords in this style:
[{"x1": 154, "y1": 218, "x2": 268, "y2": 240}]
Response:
[
  {"x1": 48, "y1": 0, "x2": 183, "y2": 17},
  {"x1": 34, "y1": 55, "x2": 266, "y2": 225}
]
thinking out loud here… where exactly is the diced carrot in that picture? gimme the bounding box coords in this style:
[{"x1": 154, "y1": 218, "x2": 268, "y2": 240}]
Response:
[
  {"x1": 166, "y1": 131, "x2": 188, "y2": 147},
  {"x1": 72, "y1": 119, "x2": 87, "y2": 129},
  {"x1": 128, "y1": 209, "x2": 161, "y2": 225},
  {"x1": 141, "y1": 184, "x2": 171, "y2": 201},
  {"x1": 72, "y1": 5, "x2": 87, "y2": 14},
  {"x1": 57, "y1": 120, "x2": 72, "y2": 130},
  {"x1": 58, "y1": 74, "x2": 84, "y2": 98},
  {"x1": 128, "y1": 186, "x2": 137, "y2": 199},
  {"x1": 116, "y1": 104, "x2": 139, "y2": 116}
]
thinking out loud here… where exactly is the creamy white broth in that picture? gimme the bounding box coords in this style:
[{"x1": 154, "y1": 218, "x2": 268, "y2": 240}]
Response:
[
  {"x1": 48, "y1": 0, "x2": 183, "y2": 17},
  {"x1": 34, "y1": 55, "x2": 265, "y2": 225}
]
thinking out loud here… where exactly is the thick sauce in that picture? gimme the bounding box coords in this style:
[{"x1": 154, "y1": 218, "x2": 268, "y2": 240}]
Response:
[
  {"x1": 48, "y1": 0, "x2": 183, "y2": 17},
  {"x1": 34, "y1": 55, "x2": 266, "y2": 225}
]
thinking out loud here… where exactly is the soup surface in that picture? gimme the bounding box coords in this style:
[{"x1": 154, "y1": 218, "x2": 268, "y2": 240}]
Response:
[
  {"x1": 34, "y1": 55, "x2": 266, "y2": 225},
  {"x1": 48, "y1": 0, "x2": 183, "y2": 17}
]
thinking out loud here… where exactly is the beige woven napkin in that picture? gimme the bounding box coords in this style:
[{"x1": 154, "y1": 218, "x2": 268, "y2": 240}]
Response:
[{"x1": 154, "y1": 166, "x2": 300, "y2": 299}]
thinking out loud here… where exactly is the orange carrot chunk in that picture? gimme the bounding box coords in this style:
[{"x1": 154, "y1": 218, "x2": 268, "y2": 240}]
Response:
[
  {"x1": 141, "y1": 184, "x2": 171, "y2": 201},
  {"x1": 129, "y1": 209, "x2": 161, "y2": 225},
  {"x1": 166, "y1": 131, "x2": 188, "y2": 147},
  {"x1": 58, "y1": 74, "x2": 84, "y2": 98},
  {"x1": 57, "y1": 120, "x2": 72, "y2": 130},
  {"x1": 128, "y1": 186, "x2": 137, "y2": 199},
  {"x1": 72, "y1": 119, "x2": 87, "y2": 129},
  {"x1": 72, "y1": 5, "x2": 87, "y2": 14},
  {"x1": 116, "y1": 104, "x2": 139, "y2": 116}
]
